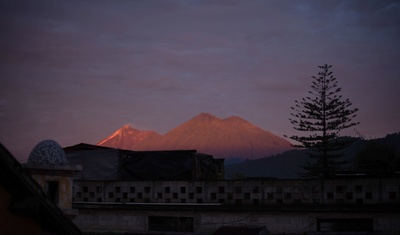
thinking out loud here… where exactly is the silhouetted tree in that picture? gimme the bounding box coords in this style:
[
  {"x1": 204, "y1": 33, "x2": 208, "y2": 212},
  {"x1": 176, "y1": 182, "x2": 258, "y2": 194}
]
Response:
[{"x1": 287, "y1": 64, "x2": 359, "y2": 179}]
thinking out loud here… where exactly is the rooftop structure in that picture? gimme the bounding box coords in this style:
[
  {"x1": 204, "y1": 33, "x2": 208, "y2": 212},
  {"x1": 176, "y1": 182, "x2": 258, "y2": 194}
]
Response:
[
  {"x1": 28, "y1": 139, "x2": 67, "y2": 165},
  {"x1": 65, "y1": 143, "x2": 224, "y2": 181}
]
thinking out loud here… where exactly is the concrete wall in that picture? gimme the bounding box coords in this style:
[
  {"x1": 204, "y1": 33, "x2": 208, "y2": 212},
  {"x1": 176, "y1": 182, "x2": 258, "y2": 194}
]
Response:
[
  {"x1": 72, "y1": 209, "x2": 400, "y2": 235},
  {"x1": 73, "y1": 209, "x2": 147, "y2": 233},
  {"x1": 25, "y1": 164, "x2": 82, "y2": 211},
  {"x1": 73, "y1": 178, "x2": 400, "y2": 206},
  {"x1": 72, "y1": 177, "x2": 400, "y2": 234},
  {"x1": 196, "y1": 211, "x2": 315, "y2": 234},
  {"x1": 31, "y1": 173, "x2": 73, "y2": 209}
]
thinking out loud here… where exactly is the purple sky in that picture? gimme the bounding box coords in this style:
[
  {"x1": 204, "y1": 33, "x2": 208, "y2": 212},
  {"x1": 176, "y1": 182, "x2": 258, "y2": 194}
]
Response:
[{"x1": 1, "y1": 0, "x2": 400, "y2": 162}]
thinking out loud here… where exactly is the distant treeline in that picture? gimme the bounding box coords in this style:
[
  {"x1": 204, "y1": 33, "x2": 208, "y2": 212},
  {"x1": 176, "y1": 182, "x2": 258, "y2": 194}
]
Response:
[{"x1": 225, "y1": 132, "x2": 400, "y2": 179}]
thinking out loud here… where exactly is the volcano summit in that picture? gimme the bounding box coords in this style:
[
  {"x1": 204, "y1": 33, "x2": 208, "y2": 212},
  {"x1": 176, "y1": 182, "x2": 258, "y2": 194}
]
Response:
[{"x1": 97, "y1": 113, "x2": 292, "y2": 160}]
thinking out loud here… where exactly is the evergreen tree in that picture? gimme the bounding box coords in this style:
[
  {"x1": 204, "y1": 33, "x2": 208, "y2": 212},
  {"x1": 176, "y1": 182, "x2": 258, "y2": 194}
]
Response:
[{"x1": 287, "y1": 64, "x2": 359, "y2": 178}]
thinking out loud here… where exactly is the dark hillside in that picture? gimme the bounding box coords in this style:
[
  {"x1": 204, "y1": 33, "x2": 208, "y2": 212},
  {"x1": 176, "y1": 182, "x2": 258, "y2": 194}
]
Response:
[{"x1": 225, "y1": 133, "x2": 400, "y2": 179}]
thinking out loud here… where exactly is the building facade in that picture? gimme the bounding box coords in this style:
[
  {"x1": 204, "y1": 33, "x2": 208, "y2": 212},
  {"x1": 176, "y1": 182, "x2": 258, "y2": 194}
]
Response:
[
  {"x1": 10, "y1": 141, "x2": 399, "y2": 235},
  {"x1": 72, "y1": 176, "x2": 400, "y2": 234}
]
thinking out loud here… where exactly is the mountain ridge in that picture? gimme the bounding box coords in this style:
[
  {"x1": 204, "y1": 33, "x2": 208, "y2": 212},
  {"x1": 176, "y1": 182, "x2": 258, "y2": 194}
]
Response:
[
  {"x1": 97, "y1": 113, "x2": 293, "y2": 160},
  {"x1": 225, "y1": 132, "x2": 400, "y2": 179}
]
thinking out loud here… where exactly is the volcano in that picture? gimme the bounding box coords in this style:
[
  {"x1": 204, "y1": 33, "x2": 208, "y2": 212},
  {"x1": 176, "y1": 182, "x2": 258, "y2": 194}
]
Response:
[
  {"x1": 97, "y1": 124, "x2": 161, "y2": 150},
  {"x1": 97, "y1": 113, "x2": 292, "y2": 160}
]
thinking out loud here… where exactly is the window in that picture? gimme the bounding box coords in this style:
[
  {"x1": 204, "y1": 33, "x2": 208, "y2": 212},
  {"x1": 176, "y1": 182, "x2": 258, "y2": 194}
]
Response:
[
  {"x1": 123, "y1": 192, "x2": 128, "y2": 199},
  {"x1": 189, "y1": 193, "x2": 194, "y2": 199},
  {"x1": 267, "y1": 193, "x2": 274, "y2": 200},
  {"x1": 227, "y1": 193, "x2": 233, "y2": 200},
  {"x1": 83, "y1": 186, "x2": 88, "y2": 193},
  {"x1": 285, "y1": 192, "x2": 292, "y2": 199},
  {"x1": 180, "y1": 187, "x2": 186, "y2": 194},
  {"x1": 149, "y1": 216, "x2": 194, "y2": 232},
  {"x1": 211, "y1": 193, "x2": 217, "y2": 200},
  {"x1": 234, "y1": 186, "x2": 242, "y2": 193},
  {"x1": 196, "y1": 187, "x2": 202, "y2": 193},
  {"x1": 365, "y1": 192, "x2": 372, "y2": 199},
  {"x1": 276, "y1": 199, "x2": 283, "y2": 204},
  {"x1": 389, "y1": 192, "x2": 396, "y2": 200},
  {"x1": 145, "y1": 187, "x2": 151, "y2": 193},
  {"x1": 253, "y1": 199, "x2": 259, "y2": 205},
  {"x1": 115, "y1": 187, "x2": 121, "y2": 193},
  {"x1": 157, "y1": 193, "x2": 162, "y2": 199},
  {"x1": 244, "y1": 193, "x2": 250, "y2": 200},
  {"x1": 108, "y1": 192, "x2": 114, "y2": 198},
  {"x1": 327, "y1": 192, "x2": 334, "y2": 200},
  {"x1": 197, "y1": 199, "x2": 203, "y2": 203},
  {"x1": 130, "y1": 187, "x2": 135, "y2": 193},
  {"x1": 317, "y1": 218, "x2": 373, "y2": 232},
  {"x1": 89, "y1": 192, "x2": 95, "y2": 198},
  {"x1": 115, "y1": 198, "x2": 120, "y2": 202},
  {"x1": 180, "y1": 199, "x2": 186, "y2": 203},
  {"x1": 76, "y1": 192, "x2": 81, "y2": 199},
  {"x1": 219, "y1": 187, "x2": 225, "y2": 193},
  {"x1": 336, "y1": 186, "x2": 344, "y2": 193},
  {"x1": 276, "y1": 186, "x2": 283, "y2": 194},
  {"x1": 173, "y1": 193, "x2": 178, "y2": 199},
  {"x1": 236, "y1": 199, "x2": 242, "y2": 205},
  {"x1": 46, "y1": 181, "x2": 59, "y2": 204},
  {"x1": 312, "y1": 186, "x2": 319, "y2": 193},
  {"x1": 346, "y1": 192, "x2": 353, "y2": 200},
  {"x1": 97, "y1": 187, "x2": 102, "y2": 193},
  {"x1": 253, "y1": 186, "x2": 260, "y2": 193},
  {"x1": 355, "y1": 185, "x2": 363, "y2": 193},
  {"x1": 97, "y1": 198, "x2": 102, "y2": 202},
  {"x1": 165, "y1": 187, "x2": 170, "y2": 193},
  {"x1": 137, "y1": 193, "x2": 143, "y2": 199}
]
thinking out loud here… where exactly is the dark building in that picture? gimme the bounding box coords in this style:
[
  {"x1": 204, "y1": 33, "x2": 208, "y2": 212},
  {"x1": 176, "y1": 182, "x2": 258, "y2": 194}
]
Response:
[
  {"x1": 65, "y1": 143, "x2": 225, "y2": 181},
  {"x1": 4, "y1": 140, "x2": 400, "y2": 235},
  {"x1": 65, "y1": 143, "x2": 400, "y2": 234},
  {"x1": 0, "y1": 142, "x2": 81, "y2": 235},
  {"x1": 212, "y1": 226, "x2": 268, "y2": 235}
]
